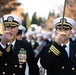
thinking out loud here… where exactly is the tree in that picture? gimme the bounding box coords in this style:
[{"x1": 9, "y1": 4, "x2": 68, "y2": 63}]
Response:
[
  {"x1": 31, "y1": 12, "x2": 39, "y2": 25},
  {"x1": 22, "y1": 13, "x2": 31, "y2": 30},
  {"x1": 66, "y1": 0, "x2": 76, "y2": 21},
  {"x1": 48, "y1": 11, "x2": 55, "y2": 19},
  {"x1": 0, "y1": 0, "x2": 22, "y2": 18},
  {"x1": 38, "y1": 17, "x2": 46, "y2": 27}
]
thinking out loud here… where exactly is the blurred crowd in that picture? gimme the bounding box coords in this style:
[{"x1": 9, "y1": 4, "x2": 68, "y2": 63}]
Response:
[{"x1": 0, "y1": 23, "x2": 76, "y2": 55}]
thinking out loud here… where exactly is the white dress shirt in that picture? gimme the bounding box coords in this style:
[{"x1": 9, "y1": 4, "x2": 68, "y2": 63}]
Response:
[
  {"x1": 0, "y1": 40, "x2": 16, "y2": 49},
  {"x1": 61, "y1": 41, "x2": 70, "y2": 57}
]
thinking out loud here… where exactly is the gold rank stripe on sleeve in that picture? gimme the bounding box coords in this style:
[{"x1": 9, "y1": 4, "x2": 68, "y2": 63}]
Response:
[
  {"x1": 49, "y1": 45, "x2": 60, "y2": 56},
  {"x1": 50, "y1": 47, "x2": 59, "y2": 56},
  {"x1": 0, "y1": 51, "x2": 3, "y2": 56}
]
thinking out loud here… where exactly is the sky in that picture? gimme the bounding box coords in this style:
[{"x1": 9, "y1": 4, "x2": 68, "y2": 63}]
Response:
[{"x1": 18, "y1": 0, "x2": 65, "y2": 19}]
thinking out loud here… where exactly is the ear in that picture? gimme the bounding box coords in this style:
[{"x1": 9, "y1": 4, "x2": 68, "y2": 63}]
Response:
[
  {"x1": 70, "y1": 30, "x2": 72, "y2": 36},
  {"x1": 55, "y1": 31, "x2": 57, "y2": 35},
  {"x1": 55, "y1": 30, "x2": 59, "y2": 36}
]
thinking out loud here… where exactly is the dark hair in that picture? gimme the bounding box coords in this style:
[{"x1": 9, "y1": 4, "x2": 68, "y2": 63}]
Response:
[{"x1": 17, "y1": 30, "x2": 22, "y2": 35}]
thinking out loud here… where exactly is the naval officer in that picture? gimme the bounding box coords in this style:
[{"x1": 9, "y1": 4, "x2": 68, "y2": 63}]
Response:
[
  {"x1": 0, "y1": 14, "x2": 40, "y2": 75},
  {"x1": 40, "y1": 17, "x2": 76, "y2": 75}
]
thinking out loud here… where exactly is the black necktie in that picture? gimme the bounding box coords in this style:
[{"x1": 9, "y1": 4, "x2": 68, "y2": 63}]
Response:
[
  {"x1": 62, "y1": 45, "x2": 66, "y2": 49},
  {"x1": 62, "y1": 45, "x2": 69, "y2": 57}
]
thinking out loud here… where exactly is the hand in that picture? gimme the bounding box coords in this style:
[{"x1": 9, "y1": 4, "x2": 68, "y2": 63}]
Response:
[
  {"x1": 1, "y1": 31, "x2": 13, "y2": 46},
  {"x1": 55, "y1": 32, "x2": 67, "y2": 45}
]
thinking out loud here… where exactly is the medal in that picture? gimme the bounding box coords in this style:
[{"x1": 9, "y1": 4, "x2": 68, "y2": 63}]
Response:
[{"x1": 18, "y1": 48, "x2": 27, "y2": 64}]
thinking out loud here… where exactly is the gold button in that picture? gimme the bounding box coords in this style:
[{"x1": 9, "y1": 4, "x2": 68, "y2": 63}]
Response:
[
  {"x1": 19, "y1": 65, "x2": 23, "y2": 68},
  {"x1": 13, "y1": 73, "x2": 16, "y2": 75},
  {"x1": 48, "y1": 50, "x2": 51, "y2": 53},
  {"x1": 2, "y1": 72, "x2": 5, "y2": 74},
  {"x1": 5, "y1": 63, "x2": 7, "y2": 66},
  {"x1": 62, "y1": 66, "x2": 64, "y2": 69},
  {"x1": 72, "y1": 68, "x2": 75, "y2": 70},
  {"x1": 15, "y1": 65, "x2": 17, "y2": 67}
]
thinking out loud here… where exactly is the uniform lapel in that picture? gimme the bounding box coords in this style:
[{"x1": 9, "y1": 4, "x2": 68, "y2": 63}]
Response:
[
  {"x1": 64, "y1": 42, "x2": 76, "y2": 65},
  {"x1": 12, "y1": 39, "x2": 21, "y2": 56},
  {"x1": 69, "y1": 42, "x2": 76, "y2": 60},
  {"x1": 60, "y1": 47, "x2": 68, "y2": 61}
]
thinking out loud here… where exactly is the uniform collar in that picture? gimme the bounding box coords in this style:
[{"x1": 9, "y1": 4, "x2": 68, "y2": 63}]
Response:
[
  {"x1": 8, "y1": 40, "x2": 16, "y2": 47},
  {"x1": 61, "y1": 41, "x2": 70, "y2": 47}
]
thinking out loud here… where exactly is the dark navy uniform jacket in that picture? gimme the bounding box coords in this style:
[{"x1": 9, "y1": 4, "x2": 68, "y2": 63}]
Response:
[
  {"x1": 0, "y1": 39, "x2": 40, "y2": 75},
  {"x1": 40, "y1": 42, "x2": 76, "y2": 75}
]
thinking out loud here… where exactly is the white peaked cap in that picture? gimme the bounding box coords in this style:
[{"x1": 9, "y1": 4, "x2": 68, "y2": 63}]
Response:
[
  {"x1": 36, "y1": 33, "x2": 43, "y2": 37},
  {"x1": 1, "y1": 14, "x2": 22, "y2": 26},
  {"x1": 71, "y1": 29, "x2": 75, "y2": 33},
  {"x1": 47, "y1": 31, "x2": 52, "y2": 35},
  {"x1": 25, "y1": 32, "x2": 32, "y2": 36},
  {"x1": 52, "y1": 17, "x2": 76, "y2": 29},
  {"x1": 43, "y1": 33, "x2": 47, "y2": 38},
  {"x1": 18, "y1": 25, "x2": 26, "y2": 32}
]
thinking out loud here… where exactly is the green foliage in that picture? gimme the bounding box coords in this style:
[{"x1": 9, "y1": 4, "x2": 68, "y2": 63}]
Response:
[
  {"x1": 22, "y1": 13, "x2": 31, "y2": 30},
  {"x1": 48, "y1": 11, "x2": 55, "y2": 19},
  {"x1": 0, "y1": 0, "x2": 21, "y2": 16},
  {"x1": 31, "y1": 12, "x2": 46, "y2": 27},
  {"x1": 31, "y1": 12, "x2": 39, "y2": 25}
]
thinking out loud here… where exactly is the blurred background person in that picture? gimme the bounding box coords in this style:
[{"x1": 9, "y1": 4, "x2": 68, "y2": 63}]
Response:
[
  {"x1": 70, "y1": 29, "x2": 76, "y2": 43},
  {"x1": 34, "y1": 33, "x2": 46, "y2": 62},
  {"x1": 25, "y1": 31, "x2": 33, "y2": 43},
  {"x1": 17, "y1": 25, "x2": 26, "y2": 40},
  {"x1": 44, "y1": 31, "x2": 53, "y2": 44},
  {"x1": 25, "y1": 31, "x2": 39, "y2": 51}
]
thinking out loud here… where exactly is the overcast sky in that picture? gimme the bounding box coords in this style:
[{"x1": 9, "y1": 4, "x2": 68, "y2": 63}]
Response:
[{"x1": 18, "y1": 0, "x2": 65, "y2": 19}]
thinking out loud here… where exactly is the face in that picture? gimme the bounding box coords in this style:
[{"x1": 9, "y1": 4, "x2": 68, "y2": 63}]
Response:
[
  {"x1": 5, "y1": 26, "x2": 18, "y2": 38},
  {"x1": 47, "y1": 34, "x2": 51, "y2": 38},
  {"x1": 17, "y1": 35, "x2": 22, "y2": 40},
  {"x1": 56, "y1": 28, "x2": 72, "y2": 40},
  {"x1": 26, "y1": 35, "x2": 32, "y2": 40},
  {"x1": 37, "y1": 36, "x2": 43, "y2": 41}
]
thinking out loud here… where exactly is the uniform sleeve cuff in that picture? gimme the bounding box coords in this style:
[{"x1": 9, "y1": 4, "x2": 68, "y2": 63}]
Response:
[{"x1": 0, "y1": 42, "x2": 6, "y2": 49}]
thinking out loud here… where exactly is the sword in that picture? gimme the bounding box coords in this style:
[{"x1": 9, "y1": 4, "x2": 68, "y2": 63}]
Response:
[{"x1": 61, "y1": 0, "x2": 67, "y2": 30}]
